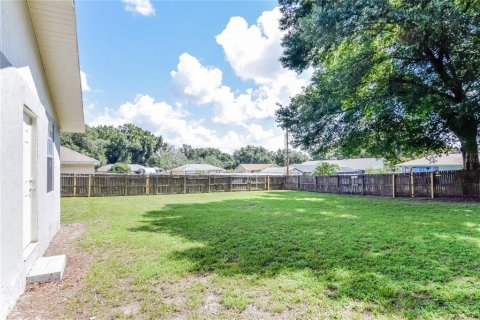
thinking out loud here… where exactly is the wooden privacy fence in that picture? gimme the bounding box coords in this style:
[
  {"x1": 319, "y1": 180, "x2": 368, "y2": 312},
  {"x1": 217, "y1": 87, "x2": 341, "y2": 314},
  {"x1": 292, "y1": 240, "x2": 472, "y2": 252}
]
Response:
[
  {"x1": 62, "y1": 170, "x2": 480, "y2": 199},
  {"x1": 285, "y1": 170, "x2": 480, "y2": 199},
  {"x1": 61, "y1": 174, "x2": 285, "y2": 197}
]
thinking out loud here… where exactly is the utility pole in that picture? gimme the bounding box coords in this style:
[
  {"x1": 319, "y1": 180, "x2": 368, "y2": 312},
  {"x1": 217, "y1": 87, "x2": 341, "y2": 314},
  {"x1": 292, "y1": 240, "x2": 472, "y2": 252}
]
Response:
[{"x1": 285, "y1": 128, "x2": 290, "y2": 176}]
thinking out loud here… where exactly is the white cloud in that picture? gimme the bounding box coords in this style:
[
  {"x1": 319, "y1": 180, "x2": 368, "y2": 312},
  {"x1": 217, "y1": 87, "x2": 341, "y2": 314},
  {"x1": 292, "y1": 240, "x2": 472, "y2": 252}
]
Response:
[
  {"x1": 122, "y1": 0, "x2": 155, "y2": 16},
  {"x1": 170, "y1": 51, "x2": 307, "y2": 125},
  {"x1": 88, "y1": 94, "x2": 284, "y2": 152},
  {"x1": 170, "y1": 8, "x2": 309, "y2": 126},
  {"x1": 215, "y1": 8, "x2": 284, "y2": 84},
  {"x1": 171, "y1": 53, "x2": 223, "y2": 104},
  {"x1": 80, "y1": 70, "x2": 91, "y2": 92}
]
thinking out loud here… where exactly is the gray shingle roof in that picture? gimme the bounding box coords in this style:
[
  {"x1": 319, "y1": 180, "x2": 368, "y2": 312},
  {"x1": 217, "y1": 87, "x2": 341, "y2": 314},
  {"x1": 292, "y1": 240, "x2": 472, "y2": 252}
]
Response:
[
  {"x1": 60, "y1": 146, "x2": 99, "y2": 165},
  {"x1": 170, "y1": 164, "x2": 225, "y2": 172},
  {"x1": 236, "y1": 163, "x2": 277, "y2": 171},
  {"x1": 302, "y1": 158, "x2": 384, "y2": 171},
  {"x1": 96, "y1": 164, "x2": 148, "y2": 172},
  {"x1": 397, "y1": 153, "x2": 465, "y2": 167}
]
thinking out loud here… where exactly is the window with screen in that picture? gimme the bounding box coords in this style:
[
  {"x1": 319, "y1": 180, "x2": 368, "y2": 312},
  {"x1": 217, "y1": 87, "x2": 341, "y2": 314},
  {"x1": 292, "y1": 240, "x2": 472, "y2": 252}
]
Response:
[{"x1": 47, "y1": 122, "x2": 54, "y2": 192}]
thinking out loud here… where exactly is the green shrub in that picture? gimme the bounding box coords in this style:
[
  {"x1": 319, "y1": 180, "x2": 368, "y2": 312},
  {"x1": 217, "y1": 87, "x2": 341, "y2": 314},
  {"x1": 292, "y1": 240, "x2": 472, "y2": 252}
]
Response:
[
  {"x1": 314, "y1": 162, "x2": 339, "y2": 175},
  {"x1": 109, "y1": 163, "x2": 131, "y2": 173}
]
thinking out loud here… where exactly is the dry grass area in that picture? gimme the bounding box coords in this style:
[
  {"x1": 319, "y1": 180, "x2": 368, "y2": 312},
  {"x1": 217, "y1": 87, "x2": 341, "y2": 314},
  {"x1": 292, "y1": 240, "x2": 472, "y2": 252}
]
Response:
[{"x1": 8, "y1": 223, "x2": 93, "y2": 320}]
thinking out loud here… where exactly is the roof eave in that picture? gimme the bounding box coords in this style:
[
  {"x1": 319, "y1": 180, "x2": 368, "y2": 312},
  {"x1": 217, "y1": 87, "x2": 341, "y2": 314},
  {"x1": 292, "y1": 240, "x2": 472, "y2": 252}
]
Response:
[{"x1": 27, "y1": 0, "x2": 85, "y2": 133}]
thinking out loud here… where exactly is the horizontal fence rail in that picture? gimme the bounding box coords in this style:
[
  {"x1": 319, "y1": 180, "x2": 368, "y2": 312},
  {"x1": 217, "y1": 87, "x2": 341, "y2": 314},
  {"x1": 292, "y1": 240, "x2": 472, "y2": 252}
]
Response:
[
  {"x1": 61, "y1": 170, "x2": 480, "y2": 200},
  {"x1": 286, "y1": 170, "x2": 480, "y2": 199},
  {"x1": 61, "y1": 174, "x2": 285, "y2": 197}
]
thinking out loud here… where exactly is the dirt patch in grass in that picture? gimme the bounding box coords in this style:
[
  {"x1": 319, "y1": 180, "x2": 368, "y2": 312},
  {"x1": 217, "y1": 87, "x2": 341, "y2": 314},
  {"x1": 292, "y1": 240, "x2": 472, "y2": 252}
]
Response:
[{"x1": 8, "y1": 223, "x2": 92, "y2": 320}]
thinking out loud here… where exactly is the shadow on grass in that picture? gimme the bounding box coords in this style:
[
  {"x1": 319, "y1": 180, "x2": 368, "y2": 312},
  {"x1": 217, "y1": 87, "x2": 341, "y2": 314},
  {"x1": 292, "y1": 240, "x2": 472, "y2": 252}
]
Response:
[{"x1": 129, "y1": 191, "x2": 480, "y2": 316}]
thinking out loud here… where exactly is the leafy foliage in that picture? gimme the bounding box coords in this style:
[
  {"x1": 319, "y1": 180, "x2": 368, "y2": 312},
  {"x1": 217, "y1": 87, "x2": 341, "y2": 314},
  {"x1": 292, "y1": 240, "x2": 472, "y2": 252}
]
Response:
[
  {"x1": 180, "y1": 144, "x2": 236, "y2": 170},
  {"x1": 109, "y1": 163, "x2": 131, "y2": 173},
  {"x1": 277, "y1": 0, "x2": 480, "y2": 170},
  {"x1": 61, "y1": 124, "x2": 164, "y2": 166},
  {"x1": 273, "y1": 149, "x2": 309, "y2": 166},
  {"x1": 365, "y1": 167, "x2": 396, "y2": 174},
  {"x1": 314, "y1": 162, "x2": 340, "y2": 175},
  {"x1": 61, "y1": 125, "x2": 310, "y2": 170},
  {"x1": 232, "y1": 145, "x2": 275, "y2": 166}
]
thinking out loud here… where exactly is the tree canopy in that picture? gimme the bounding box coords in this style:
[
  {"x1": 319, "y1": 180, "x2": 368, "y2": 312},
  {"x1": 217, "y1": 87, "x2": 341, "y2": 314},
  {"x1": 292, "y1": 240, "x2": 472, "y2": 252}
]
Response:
[
  {"x1": 109, "y1": 163, "x2": 132, "y2": 173},
  {"x1": 179, "y1": 144, "x2": 236, "y2": 170},
  {"x1": 61, "y1": 125, "x2": 309, "y2": 170},
  {"x1": 315, "y1": 162, "x2": 339, "y2": 176},
  {"x1": 61, "y1": 124, "x2": 164, "y2": 166},
  {"x1": 276, "y1": 0, "x2": 480, "y2": 170},
  {"x1": 232, "y1": 145, "x2": 276, "y2": 166}
]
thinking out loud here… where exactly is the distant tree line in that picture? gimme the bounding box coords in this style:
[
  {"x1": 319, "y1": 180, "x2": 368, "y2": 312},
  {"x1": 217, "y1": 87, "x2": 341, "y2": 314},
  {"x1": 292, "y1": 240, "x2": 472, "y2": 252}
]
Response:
[{"x1": 61, "y1": 124, "x2": 309, "y2": 170}]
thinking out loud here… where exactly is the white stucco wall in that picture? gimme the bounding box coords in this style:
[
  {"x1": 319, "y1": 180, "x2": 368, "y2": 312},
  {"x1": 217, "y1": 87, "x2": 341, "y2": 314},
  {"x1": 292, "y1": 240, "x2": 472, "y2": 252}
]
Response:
[
  {"x1": 0, "y1": 1, "x2": 61, "y2": 318},
  {"x1": 61, "y1": 163, "x2": 96, "y2": 175}
]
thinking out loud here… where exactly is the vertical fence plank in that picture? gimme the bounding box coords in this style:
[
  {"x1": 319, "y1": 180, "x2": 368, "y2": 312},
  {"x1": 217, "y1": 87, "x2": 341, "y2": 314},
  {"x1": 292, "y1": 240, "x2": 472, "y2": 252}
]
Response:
[
  {"x1": 146, "y1": 175, "x2": 150, "y2": 195},
  {"x1": 73, "y1": 174, "x2": 77, "y2": 197},
  {"x1": 87, "y1": 175, "x2": 91, "y2": 197},
  {"x1": 392, "y1": 174, "x2": 395, "y2": 198},
  {"x1": 430, "y1": 172, "x2": 434, "y2": 199},
  {"x1": 410, "y1": 172, "x2": 414, "y2": 198},
  {"x1": 361, "y1": 175, "x2": 365, "y2": 195}
]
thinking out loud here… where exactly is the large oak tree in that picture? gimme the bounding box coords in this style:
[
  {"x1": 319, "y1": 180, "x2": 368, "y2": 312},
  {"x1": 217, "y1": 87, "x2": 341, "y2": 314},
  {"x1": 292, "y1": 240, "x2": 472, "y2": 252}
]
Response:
[{"x1": 276, "y1": 0, "x2": 480, "y2": 169}]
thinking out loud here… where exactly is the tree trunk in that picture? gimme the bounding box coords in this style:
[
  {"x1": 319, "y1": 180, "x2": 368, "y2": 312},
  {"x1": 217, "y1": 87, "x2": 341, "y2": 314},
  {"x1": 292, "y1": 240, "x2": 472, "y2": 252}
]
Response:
[{"x1": 460, "y1": 136, "x2": 479, "y2": 171}]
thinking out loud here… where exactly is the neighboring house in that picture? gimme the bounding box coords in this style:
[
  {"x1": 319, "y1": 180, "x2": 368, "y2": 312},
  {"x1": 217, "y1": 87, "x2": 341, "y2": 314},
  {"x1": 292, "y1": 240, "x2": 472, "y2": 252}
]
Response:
[
  {"x1": 235, "y1": 163, "x2": 277, "y2": 173},
  {"x1": 293, "y1": 158, "x2": 384, "y2": 175},
  {"x1": 167, "y1": 164, "x2": 226, "y2": 176},
  {"x1": 259, "y1": 166, "x2": 302, "y2": 176},
  {"x1": 60, "y1": 147, "x2": 99, "y2": 174},
  {"x1": 0, "y1": 1, "x2": 84, "y2": 318},
  {"x1": 96, "y1": 164, "x2": 159, "y2": 174},
  {"x1": 290, "y1": 164, "x2": 317, "y2": 176},
  {"x1": 397, "y1": 153, "x2": 466, "y2": 173}
]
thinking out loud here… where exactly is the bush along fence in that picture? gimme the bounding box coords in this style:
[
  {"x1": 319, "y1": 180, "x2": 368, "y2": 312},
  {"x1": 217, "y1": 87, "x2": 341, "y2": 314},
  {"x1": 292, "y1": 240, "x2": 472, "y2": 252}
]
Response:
[
  {"x1": 61, "y1": 170, "x2": 480, "y2": 199},
  {"x1": 285, "y1": 170, "x2": 480, "y2": 199},
  {"x1": 61, "y1": 174, "x2": 285, "y2": 197}
]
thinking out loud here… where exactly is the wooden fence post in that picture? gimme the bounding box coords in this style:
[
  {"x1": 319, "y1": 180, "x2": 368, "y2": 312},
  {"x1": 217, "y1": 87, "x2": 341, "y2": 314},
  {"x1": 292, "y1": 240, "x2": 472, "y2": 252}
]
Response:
[
  {"x1": 124, "y1": 175, "x2": 128, "y2": 196},
  {"x1": 266, "y1": 175, "x2": 270, "y2": 190},
  {"x1": 430, "y1": 171, "x2": 434, "y2": 199},
  {"x1": 337, "y1": 175, "x2": 340, "y2": 193},
  {"x1": 73, "y1": 174, "x2": 77, "y2": 197},
  {"x1": 410, "y1": 171, "x2": 414, "y2": 198},
  {"x1": 248, "y1": 176, "x2": 251, "y2": 192},
  {"x1": 184, "y1": 175, "x2": 187, "y2": 194},
  {"x1": 478, "y1": 171, "x2": 480, "y2": 199},
  {"x1": 208, "y1": 175, "x2": 211, "y2": 193},
  {"x1": 146, "y1": 175, "x2": 150, "y2": 195},
  {"x1": 392, "y1": 174, "x2": 395, "y2": 198},
  {"x1": 156, "y1": 176, "x2": 158, "y2": 195},
  {"x1": 87, "y1": 175, "x2": 91, "y2": 197},
  {"x1": 297, "y1": 176, "x2": 301, "y2": 190},
  {"x1": 362, "y1": 175, "x2": 365, "y2": 196},
  {"x1": 229, "y1": 176, "x2": 233, "y2": 192}
]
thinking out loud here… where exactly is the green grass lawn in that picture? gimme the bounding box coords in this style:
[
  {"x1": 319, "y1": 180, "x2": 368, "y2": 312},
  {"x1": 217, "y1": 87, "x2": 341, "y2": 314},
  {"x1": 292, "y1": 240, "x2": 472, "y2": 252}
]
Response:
[{"x1": 62, "y1": 191, "x2": 480, "y2": 319}]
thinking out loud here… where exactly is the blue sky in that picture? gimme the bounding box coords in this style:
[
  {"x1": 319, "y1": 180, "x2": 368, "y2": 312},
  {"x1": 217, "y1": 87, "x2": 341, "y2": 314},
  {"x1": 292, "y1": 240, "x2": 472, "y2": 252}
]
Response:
[{"x1": 77, "y1": 0, "x2": 309, "y2": 152}]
